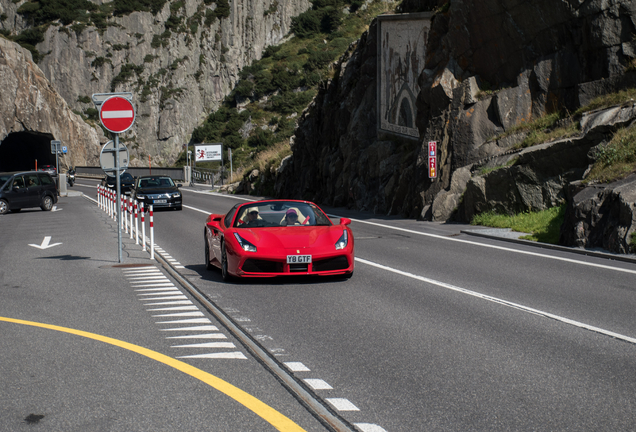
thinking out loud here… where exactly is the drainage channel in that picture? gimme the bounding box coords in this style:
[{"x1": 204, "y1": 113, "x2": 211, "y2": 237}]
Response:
[{"x1": 151, "y1": 252, "x2": 358, "y2": 432}]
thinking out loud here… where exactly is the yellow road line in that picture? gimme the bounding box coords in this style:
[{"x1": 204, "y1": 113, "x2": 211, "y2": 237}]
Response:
[{"x1": 0, "y1": 316, "x2": 306, "y2": 432}]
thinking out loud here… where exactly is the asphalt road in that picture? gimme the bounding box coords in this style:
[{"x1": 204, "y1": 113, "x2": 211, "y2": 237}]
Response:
[{"x1": 3, "y1": 179, "x2": 636, "y2": 431}]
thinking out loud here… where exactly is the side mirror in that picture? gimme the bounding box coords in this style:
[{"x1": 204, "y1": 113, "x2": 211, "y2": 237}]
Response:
[
  {"x1": 177, "y1": 184, "x2": 183, "y2": 188},
  {"x1": 339, "y1": 217, "x2": 352, "y2": 226}
]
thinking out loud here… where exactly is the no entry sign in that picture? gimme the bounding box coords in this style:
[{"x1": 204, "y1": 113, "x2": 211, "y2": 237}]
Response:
[{"x1": 99, "y1": 96, "x2": 135, "y2": 133}]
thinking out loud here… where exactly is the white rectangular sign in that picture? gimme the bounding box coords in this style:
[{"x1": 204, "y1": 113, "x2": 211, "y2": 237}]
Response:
[{"x1": 195, "y1": 144, "x2": 222, "y2": 162}]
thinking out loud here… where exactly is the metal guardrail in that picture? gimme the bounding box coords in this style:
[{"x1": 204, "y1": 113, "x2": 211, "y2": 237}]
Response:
[{"x1": 76, "y1": 166, "x2": 185, "y2": 181}]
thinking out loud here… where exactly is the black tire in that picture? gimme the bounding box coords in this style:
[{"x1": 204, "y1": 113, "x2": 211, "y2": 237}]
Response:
[
  {"x1": 0, "y1": 199, "x2": 9, "y2": 215},
  {"x1": 176, "y1": 206, "x2": 182, "y2": 211},
  {"x1": 40, "y1": 195, "x2": 54, "y2": 211},
  {"x1": 221, "y1": 242, "x2": 233, "y2": 282},
  {"x1": 204, "y1": 232, "x2": 214, "y2": 271}
]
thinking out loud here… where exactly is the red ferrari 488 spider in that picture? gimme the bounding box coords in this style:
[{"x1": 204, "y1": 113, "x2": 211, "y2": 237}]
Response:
[{"x1": 204, "y1": 200, "x2": 354, "y2": 280}]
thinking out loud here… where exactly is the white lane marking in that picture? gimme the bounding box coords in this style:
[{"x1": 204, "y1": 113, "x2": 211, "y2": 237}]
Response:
[
  {"x1": 143, "y1": 300, "x2": 193, "y2": 306},
  {"x1": 156, "y1": 318, "x2": 212, "y2": 324},
  {"x1": 165, "y1": 334, "x2": 228, "y2": 340},
  {"x1": 147, "y1": 306, "x2": 199, "y2": 312},
  {"x1": 183, "y1": 204, "x2": 213, "y2": 215},
  {"x1": 152, "y1": 312, "x2": 205, "y2": 318},
  {"x1": 135, "y1": 288, "x2": 180, "y2": 292},
  {"x1": 285, "y1": 362, "x2": 311, "y2": 372},
  {"x1": 160, "y1": 325, "x2": 219, "y2": 332},
  {"x1": 176, "y1": 352, "x2": 248, "y2": 359},
  {"x1": 123, "y1": 268, "x2": 160, "y2": 273},
  {"x1": 171, "y1": 342, "x2": 236, "y2": 349},
  {"x1": 356, "y1": 257, "x2": 636, "y2": 345},
  {"x1": 303, "y1": 379, "x2": 333, "y2": 390},
  {"x1": 355, "y1": 424, "x2": 388, "y2": 432},
  {"x1": 139, "y1": 295, "x2": 189, "y2": 301},
  {"x1": 132, "y1": 284, "x2": 175, "y2": 288},
  {"x1": 326, "y1": 398, "x2": 359, "y2": 411},
  {"x1": 343, "y1": 217, "x2": 636, "y2": 275},
  {"x1": 126, "y1": 275, "x2": 167, "y2": 280}
]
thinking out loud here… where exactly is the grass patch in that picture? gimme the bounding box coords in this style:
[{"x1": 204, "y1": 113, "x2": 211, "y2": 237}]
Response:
[
  {"x1": 471, "y1": 204, "x2": 567, "y2": 244},
  {"x1": 631, "y1": 232, "x2": 636, "y2": 253},
  {"x1": 584, "y1": 125, "x2": 636, "y2": 184}
]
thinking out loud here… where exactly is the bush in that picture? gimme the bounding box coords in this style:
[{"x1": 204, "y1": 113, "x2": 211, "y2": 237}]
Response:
[{"x1": 291, "y1": 9, "x2": 322, "y2": 38}]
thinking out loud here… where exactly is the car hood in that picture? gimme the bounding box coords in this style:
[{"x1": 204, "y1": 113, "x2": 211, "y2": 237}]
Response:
[{"x1": 235, "y1": 226, "x2": 346, "y2": 250}]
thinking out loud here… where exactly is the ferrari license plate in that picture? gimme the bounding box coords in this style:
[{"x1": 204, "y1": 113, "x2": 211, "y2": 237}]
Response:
[
  {"x1": 287, "y1": 255, "x2": 312, "y2": 264},
  {"x1": 154, "y1": 199, "x2": 167, "y2": 203}
]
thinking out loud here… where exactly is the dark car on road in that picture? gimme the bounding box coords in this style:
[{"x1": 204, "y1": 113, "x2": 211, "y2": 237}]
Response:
[
  {"x1": 101, "y1": 172, "x2": 135, "y2": 194},
  {"x1": 132, "y1": 175, "x2": 182, "y2": 210},
  {"x1": 0, "y1": 171, "x2": 58, "y2": 214},
  {"x1": 39, "y1": 165, "x2": 58, "y2": 178}
]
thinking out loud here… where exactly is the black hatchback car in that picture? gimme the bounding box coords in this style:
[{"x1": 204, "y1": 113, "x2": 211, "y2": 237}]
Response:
[
  {"x1": 0, "y1": 171, "x2": 58, "y2": 214},
  {"x1": 132, "y1": 175, "x2": 182, "y2": 210},
  {"x1": 101, "y1": 172, "x2": 135, "y2": 194}
]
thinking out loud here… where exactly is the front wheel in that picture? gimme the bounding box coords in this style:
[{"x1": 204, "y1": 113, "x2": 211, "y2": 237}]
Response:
[
  {"x1": 41, "y1": 195, "x2": 54, "y2": 211},
  {"x1": 221, "y1": 242, "x2": 233, "y2": 282},
  {"x1": 204, "y1": 233, "x2": 214, "y2": 271},
  {"x1": 0, "y1": 199, "x2": 9, "y2": 215}
]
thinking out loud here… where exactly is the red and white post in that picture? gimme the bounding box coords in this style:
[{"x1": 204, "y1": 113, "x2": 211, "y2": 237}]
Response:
[
  {"x1": 149, "y1": 205, "x2": 154, "y2": 260},
  {"x1": 129, "y1": 197, "x2": 133, "y2": 239},
  {"x1": 140, "y1": 202, "x2": 146, "y2": 251},
  {"x1": 134, "y1": 199, "x2": 139, "y2": 244}
]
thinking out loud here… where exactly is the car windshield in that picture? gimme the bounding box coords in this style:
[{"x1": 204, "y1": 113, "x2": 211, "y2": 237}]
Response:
[
  {"x1": 139, "y1": 177, "x2": 174, "y2": 188},
  {"x1": 233, "y1": 201, "x2": 332, "y2": 228}
]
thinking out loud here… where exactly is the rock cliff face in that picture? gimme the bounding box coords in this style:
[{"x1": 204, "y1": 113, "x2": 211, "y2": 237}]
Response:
[
  {"x1": 0, "y1": 37, "x2": 101, "y2": 167},
  {"x1": 1, "y1": 0, "x2": 309, "y2": 166},
  {"x1": 274, "y1": 0, "x2": 636, "y2": 251}
]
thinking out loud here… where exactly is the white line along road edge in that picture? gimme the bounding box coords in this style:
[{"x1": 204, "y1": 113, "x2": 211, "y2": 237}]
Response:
[{"x1": 356, "y1": 257, "x2": 636, "y2": 345}]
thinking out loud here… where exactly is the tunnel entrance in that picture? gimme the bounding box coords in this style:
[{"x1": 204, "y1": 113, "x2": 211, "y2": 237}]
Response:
[{"x1": 0, "y1": 131, "x2": 56, "y2": 172}]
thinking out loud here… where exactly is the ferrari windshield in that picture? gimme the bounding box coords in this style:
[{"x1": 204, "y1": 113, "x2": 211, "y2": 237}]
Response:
[{"x1": 234, "y1": 201, "x2": 332, "y2": 228}]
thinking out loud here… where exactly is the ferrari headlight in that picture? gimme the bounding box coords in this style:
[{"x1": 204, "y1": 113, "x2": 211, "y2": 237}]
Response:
[
  {"x1": 335, "y1": 230, "x2": 348, "y2": 250},
  {"x1": 234, "y1": 233, "x2": 257, "y2": 252}
]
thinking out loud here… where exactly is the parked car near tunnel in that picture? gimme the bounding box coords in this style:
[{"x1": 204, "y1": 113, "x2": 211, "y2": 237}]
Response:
[
  {"x1": 0, "y1": 171, "x2": 58, "y2": 214},
  {"x1": 39, "y1": 164, "x2": 58, "y2": 178}
]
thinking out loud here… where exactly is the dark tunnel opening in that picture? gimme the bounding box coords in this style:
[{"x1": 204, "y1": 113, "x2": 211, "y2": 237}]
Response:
[{"x1": 0, "y1": 131, "x2": 56, "y2": 172}]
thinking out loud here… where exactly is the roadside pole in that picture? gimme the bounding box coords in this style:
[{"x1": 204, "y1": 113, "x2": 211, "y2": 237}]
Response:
[{"x1": 93, "y1": 92, "x2": 135, "y2": 264}]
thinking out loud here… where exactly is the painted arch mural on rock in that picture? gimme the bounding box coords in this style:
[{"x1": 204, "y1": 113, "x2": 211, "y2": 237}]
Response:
[{"x1": 378, "y1": 13, "x2": 432, "y2": 140}]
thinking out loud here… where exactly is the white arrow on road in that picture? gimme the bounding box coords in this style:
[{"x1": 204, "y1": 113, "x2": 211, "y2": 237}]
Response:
[{"x1": 29, "y1": 236, "x2": 62, "y2": 250}]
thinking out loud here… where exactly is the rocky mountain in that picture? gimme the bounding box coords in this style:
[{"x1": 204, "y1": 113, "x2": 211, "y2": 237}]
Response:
[
  {"x1": 0, "y1": 36, "x2": 101, "y2": 168},
  {"x1": 0, "y1": 0, "x2": 310, "y2": 166},
  {"x1": 272, "y1": 0, "x2": 636, "y2": 253}
]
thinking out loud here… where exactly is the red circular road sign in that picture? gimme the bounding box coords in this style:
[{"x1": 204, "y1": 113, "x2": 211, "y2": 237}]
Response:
[{"x1": 99, "y1": 96, "x2": 136, "y2": 133}]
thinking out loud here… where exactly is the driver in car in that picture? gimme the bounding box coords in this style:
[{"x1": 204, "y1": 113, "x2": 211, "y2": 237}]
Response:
[{"x1": 244, "y1": 207, "x2": 260, "y2": 226}]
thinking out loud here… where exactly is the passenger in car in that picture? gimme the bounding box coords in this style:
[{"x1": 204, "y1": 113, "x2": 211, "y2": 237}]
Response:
[{"x1": 282, "y1": 209, "x2": 301, "y2": 226}]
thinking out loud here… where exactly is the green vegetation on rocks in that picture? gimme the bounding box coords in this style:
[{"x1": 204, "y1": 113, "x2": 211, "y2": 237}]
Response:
[
  {"x1": 186, "y1": 0, "x2": 395, "y2": 178},
  {"x1": 471, "y1": 204, "x2": 567, "y2": 244}
]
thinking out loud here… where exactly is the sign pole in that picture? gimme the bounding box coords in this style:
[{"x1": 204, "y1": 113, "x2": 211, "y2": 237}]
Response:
[{"x1": 115, "y1": 133, "x2": 122, "y2": 263}]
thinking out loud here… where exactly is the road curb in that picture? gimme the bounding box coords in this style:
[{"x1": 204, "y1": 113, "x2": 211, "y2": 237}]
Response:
[{"x1": 461, "y1": 229, "x2": 636, "y2": 265}]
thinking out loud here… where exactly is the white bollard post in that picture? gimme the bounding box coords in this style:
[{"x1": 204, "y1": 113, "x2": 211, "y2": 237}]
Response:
[
  {"x1": 129, "y1": 197, "x2": 134, "y2": 239},
  {"x1": 149, "y1": 205, "x2": 154, "y2": 260},
  {"x1": 123, "y1": 194, "x2": 128, "y2": 232},
  {"x1": 110, "y1": 190, "x2": 114, "y2": 219},
  {"x1": 134, "y1": 199, "x2": 138, "y2": 243},
  {"x1": 140, "y1": 202, "x2": 146, "y2": 251}
]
